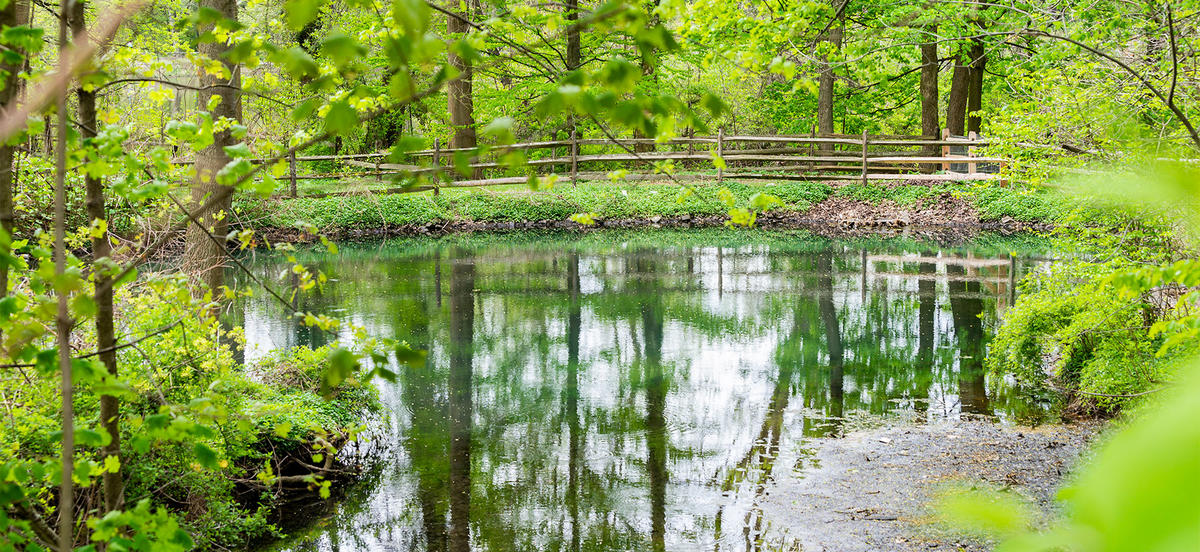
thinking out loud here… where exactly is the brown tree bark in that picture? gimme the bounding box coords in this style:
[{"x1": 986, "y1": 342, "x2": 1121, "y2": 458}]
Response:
[
  {"x1": 566, "y1": 0, "x2": 580, "y2": 73},
  {"x1": 54, "y1": 6, "x2": 75, "y2": 549},
  {"x1": 565, "y1": 0, "x2": 580, "y2": 139},
  {"x1": 920, "y1": 31, "x2": 939, "y2": 172},
  {"x1": 69, "y1": 0, "x2": 123, "y2": 515},
  {"x1": 633, "y1": 0, "x2": 660, "y2": 154},
  {"x1": 945, "y1": 54, "x2": 969, "y2": 136},
  {"x1": 446, "y1": 0, "x2": 477, "y2": 176},
  {"x1": 184, "y1": 0, "x2": 242, "y2": 292},
  {"x1": 966, "y1": 39, "x2": 986, "y2": 134},
  {"x1": 817, "y1": 2, "x2": 844, "y2": 151},
  {"x1": 0, "y1": 0, "x2": 22, "y2": 316}
]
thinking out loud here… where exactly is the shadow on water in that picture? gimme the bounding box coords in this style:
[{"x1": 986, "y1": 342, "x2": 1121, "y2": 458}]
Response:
[{"x1": 232, "y1": 229, "x2": 1054, "y2": 552}]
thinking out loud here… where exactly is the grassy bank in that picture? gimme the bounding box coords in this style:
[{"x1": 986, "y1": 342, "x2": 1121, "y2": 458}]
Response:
[{"x1": 234, "y1": 179, "x2": 1076, "y2": 232}]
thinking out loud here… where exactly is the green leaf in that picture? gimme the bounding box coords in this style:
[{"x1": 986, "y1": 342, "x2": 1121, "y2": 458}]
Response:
[
  {"x1": 392, "y1": 0, "x2": 431, "y2": 36},
  {"x1": 0, "y1": 25, "x2": 44, "y2": 53},
  {"x1": 323, "y1": 101, "x2": 358, "y2": 136},
  {"x1": 321, "y1": 34, "x2": 366, "y2": 70},
  {"x1": 394, "y1": 344, "x2": 426, "y2": 368},
  {"x1": 285, "y1": 0, "x2": 325, "y2": 31},
  {"x1": 222, "y1": 143, "x2": 251, "y2": 158},
  {"x1": 481, "y1": 117, "x2": 515, "y2": 144},
  {"x1": 76, "y1": 428, "x2": 110, "y2": 447},
  {"x1": 749, "y1": 193, "x2": 783, "y2": 212},
  {"x1": 193, "y1": 443, "x2": 220, "y2": 469},
  {"x1": 272, "y1": 46, "x2": 320, "y2": 80},
  {"x1": 322, "y1": 347, "x2": 359, "y2": 397}
]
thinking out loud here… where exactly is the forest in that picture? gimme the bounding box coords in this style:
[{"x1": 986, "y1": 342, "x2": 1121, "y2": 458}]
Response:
[{"x1": 0, "y1": 0, "x2": 1198, "y2": 550}]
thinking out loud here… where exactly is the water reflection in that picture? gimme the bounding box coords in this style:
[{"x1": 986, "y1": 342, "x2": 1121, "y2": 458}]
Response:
[{"x1": 232, "y1": 231, "x2": 1045, "y2": 552}]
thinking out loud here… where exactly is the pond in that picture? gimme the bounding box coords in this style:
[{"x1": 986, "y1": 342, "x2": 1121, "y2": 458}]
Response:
[{"x1": 229, "y1": 229, "x2": 1050, "y2": 552}]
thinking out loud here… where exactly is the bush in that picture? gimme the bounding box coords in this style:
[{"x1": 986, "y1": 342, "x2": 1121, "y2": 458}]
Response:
[
  {"x1": 987, "y1": 216, "x2": 1192, "y2": 414},
  {"x1": 0, "y1": 275, "x2": 380, "y2": 549}
]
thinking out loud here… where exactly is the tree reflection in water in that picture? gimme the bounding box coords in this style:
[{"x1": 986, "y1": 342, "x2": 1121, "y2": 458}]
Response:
[{"x1": 234, "y1": 232, "x2": 1047, "y2": 552}]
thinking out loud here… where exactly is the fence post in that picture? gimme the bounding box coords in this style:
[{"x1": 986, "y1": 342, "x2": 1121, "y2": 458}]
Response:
[
  {"x1": 968, "y1": 130, "x2": 978, "y2": 175},
  {"x1": 433, "y1": 137, "x2": 441, "y2": 196},
  {"x1": 717, "y1": 127, "x2": 724, "y2": 185},
  {"x1": 570, "y1": 129, "x2": 578, "y2": 186},
  {"x1": 860, "y1": 130, "x2": 869, "y2": 185},
  {"x1": 941, "y1": 128, "x2": 950, "y2": 171},
  {"x1": 288, "y1": 150, "x2": 297, "y2": 198},
  {"x1": 374, "y1": 153, "x2": 381, "y2": 182}
]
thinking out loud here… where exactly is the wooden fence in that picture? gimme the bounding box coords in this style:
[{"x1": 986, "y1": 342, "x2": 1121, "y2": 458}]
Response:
[{"x1": 176, "y1": 131, "x2": 1003, "y2": 197}]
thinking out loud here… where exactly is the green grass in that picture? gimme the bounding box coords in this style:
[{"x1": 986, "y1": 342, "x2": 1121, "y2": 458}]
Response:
[
  {"x1": 235, "y1": 178, "x2": 1082, "y2": 231},
  {"x1": 236, "y1": 180, "x2": 835, "y2": 230}
]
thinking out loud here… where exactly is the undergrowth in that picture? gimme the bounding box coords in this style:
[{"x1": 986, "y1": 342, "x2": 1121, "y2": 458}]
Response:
[
  {"x1": 0, "y1": 275, "x2": 380, "y2": 549},
  {"x1": 986, "y1": 212, "x2": 1195, "y2": 415},
  {"x1": 235, "y1": 179, "x2": 1085, "y2": 231}
]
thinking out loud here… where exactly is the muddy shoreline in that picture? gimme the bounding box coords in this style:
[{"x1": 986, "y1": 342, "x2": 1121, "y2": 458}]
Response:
[{"x1": 757, "y1": 419, "x2": 1096, "y2": 551}]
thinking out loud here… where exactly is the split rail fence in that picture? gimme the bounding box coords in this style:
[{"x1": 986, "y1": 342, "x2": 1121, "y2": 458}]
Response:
[{"x1": 179, "y1": 130, "x2": 1003, "y2": 198}]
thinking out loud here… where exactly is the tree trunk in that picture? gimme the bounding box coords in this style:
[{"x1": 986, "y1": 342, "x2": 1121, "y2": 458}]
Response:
[
  {"x1": 566, "y1": 0, "x2": 580, "y2": 73},
  {"x1": 966, "y1": 40, "x2": 986, "y2": 134},
  {"x1": 54, "y1": 7, "x2": 75, "y2": 549},
  {"x1": 69, "y1": 0, "x2": 123, "y2": 515},
  {"x1": 184, "y1": 0, "x2": 242, "y2": 293},
  {"x1": 565, "y1": 0, "x2": 580, "y2": 138},
  {"x1": 446, "y1": 0, "x2": 477, "y2": 177},
  {"x1": 0, "y1": 0, "x2": 23, "y2": 318},
  {"x1": 945, "y1": 54, "x2": 969, "y2": 136},
  {"x1": 817, "y1": 2, "x2": 844, "y2": 151},
  {"x1": 920, "y1": 32, "x2": 939, "y2": 173}
]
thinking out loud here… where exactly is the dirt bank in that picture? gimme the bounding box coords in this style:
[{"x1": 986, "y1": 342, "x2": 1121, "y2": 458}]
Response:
[{"x1": 756, "y1": 419, "x2": 1096, "y2": 551}]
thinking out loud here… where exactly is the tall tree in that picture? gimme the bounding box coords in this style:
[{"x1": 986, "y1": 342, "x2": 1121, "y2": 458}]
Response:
[
  {"x1": 965, "y1": 5, "x2": 990, "y2": 134},
  {"x1": 945, "y1": 52, "x2": 969, "y2": 136},
  {"x1": 565, "y1": 0, "x2": 581, "y2": 77},
  {"x1": 920, "y1": 29, "x2": 939, "y2": 172},
  {"x1": 966, "y1": 38, "x2": 986, "y2": 134},
  {"x1": 53, "y1": 4, "x2": 74, "y2": 548},
  {"x1": 446, "y1": 0, "x2": 477, "y2": 173},
  {"x1": 184, "y1": 0, "x2": 242, "y2": 292},
  {"x1": 69, "y1": 0, "x2": 123, "y2": 515},
  {"x1": 817, "y1": 0, "x2": 845, "y2": 148},
  {"x1": 565, "y1": 0, "x2": 581, "y2": 139},
  {"x1": 0, "y1": 0, "x2": 25, "y2": 321}
]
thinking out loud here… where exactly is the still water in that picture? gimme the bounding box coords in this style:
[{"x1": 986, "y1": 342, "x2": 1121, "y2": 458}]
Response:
[{"x1": 230, "y1": 229, "x2": 1047, "y2": 552}]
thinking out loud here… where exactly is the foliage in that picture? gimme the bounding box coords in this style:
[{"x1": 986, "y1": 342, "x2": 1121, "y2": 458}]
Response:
[{"x1": 0, "y1": 274, "x2": 379, "y2": 549}]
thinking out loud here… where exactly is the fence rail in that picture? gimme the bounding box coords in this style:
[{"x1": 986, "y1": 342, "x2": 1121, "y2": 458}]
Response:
[{"x1": 171, "y1": 131, "x2": 1003, "y2": 197}]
